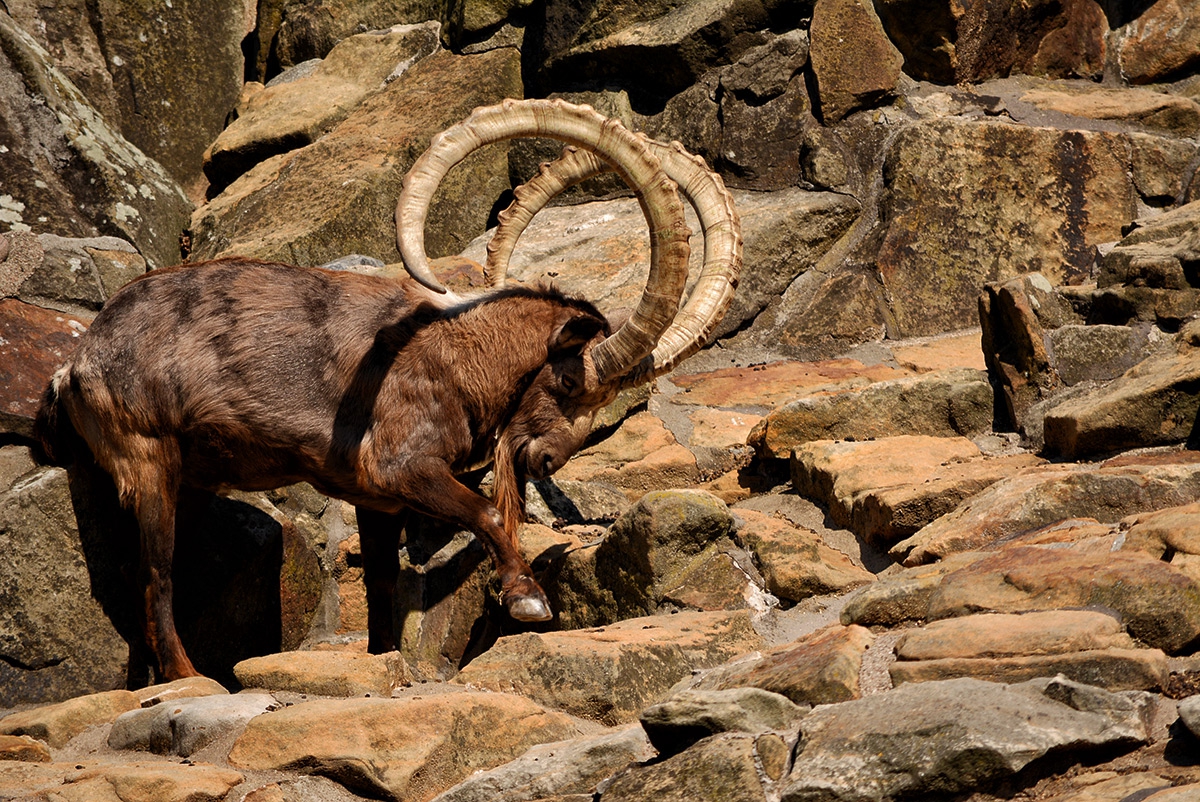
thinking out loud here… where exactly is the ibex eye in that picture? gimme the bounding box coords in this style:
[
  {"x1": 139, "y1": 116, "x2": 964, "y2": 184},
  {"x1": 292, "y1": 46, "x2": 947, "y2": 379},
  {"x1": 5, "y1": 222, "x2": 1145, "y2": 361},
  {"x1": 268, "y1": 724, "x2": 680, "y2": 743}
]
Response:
[{"x1": 561, "y1": 375, "x2": 578, "y2": 393}]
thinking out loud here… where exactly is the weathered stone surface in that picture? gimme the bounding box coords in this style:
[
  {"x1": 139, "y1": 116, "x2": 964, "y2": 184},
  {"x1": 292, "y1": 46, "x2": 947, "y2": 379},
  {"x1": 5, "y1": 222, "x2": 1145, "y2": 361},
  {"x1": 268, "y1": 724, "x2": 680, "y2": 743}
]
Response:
[
  {"x1": 233, "y1": 650, "x2": 410, "y2": 697},
  {"x1": 695, "y1": 624, "x2": 874, "y2": 706},
  {"x1": 453, "y1": 611, "x2": 764, "y2": 725},
  {"x1": 229, "y1": 692, "x2": 582, "y2": 801},
  {"x1": 640, "y1": 688, "x2": 807, "y2": 758},
  {"x1": 0, "y1": 689, "x2": 138, "y2": 747},
  {"x1": 430, "y1": 725, "x2": 654, "y2": 802},
  {"x1": 0, "y1": 13, "x2": 192, "y2": 269},
  {"x1": 526, "y1": 478, "x2": 631, "y2": 528},
  {"x1": 751, "y1": 369, "x2": 993, "y2": 458},
  {"x1": 891, "y1": 331, "x2": 987, "y2": 373},
  {"x1": 733, "y1": 508, "x2": 872, "y2": 603},
  {"x1": 1117, "y1": 0, "x2": 1200, "y2": 84},
  {"x1": 876, "y1": 0, "x2": 1106, "y2": 83},
  {"x1": 670, "y1": 358, "x2": 910, "y2": 413},
  {"x1": 0, "y1": 299, "x2": 89, "y2": 437},
  {"x1": 6, "y1": 760, "x2": 244, "y2": 801},
  {"x1": 268, "y1": 0, "x2": 444, "y2": 71},
  {"x1": 893, "y1": 456, "x2": 1200, "y2": 565},
  {"x1": 809, "y1": 0, "x2": 902, "y2": 123},
  {"x1": 0, "y1": 465, "x2": 130, "y2": 704},
  {"x1": 839, "y1": 551, "x2": 987, "y2": 627},
  {"x1": 780, "y1": 677, "x2": 1148, "y2": 802},
  {"x1": 602, "y1": 732, "x2": 775, "y2": 802},
  {"x1": 791, "y1": 436, "x2": 1043, "y2": 545},
  {"x1": 889, "y1": 648, "x2": 1169, "y2": 692},
  {"x1": 18, "y1": 233, "x2": 145, "y2": 314},
  {"x1": 132, "y1": 676, "x2": 230, "y2": 707},
  {"x1": 874, "y1": 120, "x2": 1136, "y2": 336},
  {"x1": 1145, "y1": 782, "x2": 1200, "y2": 802},
  {"x1": 1042, "y1": 351, "x2": 1200, "y2": 458},
  {"x1": 0, "y1": 734, "x2": 50, "y2": 762},
  {"x1": 928, "y1": 545, "x2": 1200, "y2": 654},
  {"x1": 206, "y1": 23, "x2": 441, "y2": 194},
  {"x1": 1021, "y1": 86, "x2": 1200, "y2": 138},
  {"x1": 555, "y1": 413, "x2": 700, "y2": 496},
  {"x1": 108, "y1": 693, "x2": 278, "y2": 756},
  {"x1": 190, "y1": 46, "x2": 519, "y2": 267},
  {"x1": 1048, "y1": 324, "x2": 1167, "y2": 387},
  {"x1": 1122, "y1": 501, "x2": 1200, "y2": 558},
  {"x1": 890, "y1": 611, "x2": 1169, "y2": 691}
]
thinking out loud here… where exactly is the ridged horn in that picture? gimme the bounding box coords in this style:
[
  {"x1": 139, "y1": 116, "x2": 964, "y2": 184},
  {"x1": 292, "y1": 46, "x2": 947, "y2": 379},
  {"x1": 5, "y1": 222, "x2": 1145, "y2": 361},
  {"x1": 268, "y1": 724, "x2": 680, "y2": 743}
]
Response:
[
  {"x1": 485, "y1": 139, "x2": 741, "y2": 387},
  {"x1": 396, "y1": 98, "x2": 691, "y2": 384}
]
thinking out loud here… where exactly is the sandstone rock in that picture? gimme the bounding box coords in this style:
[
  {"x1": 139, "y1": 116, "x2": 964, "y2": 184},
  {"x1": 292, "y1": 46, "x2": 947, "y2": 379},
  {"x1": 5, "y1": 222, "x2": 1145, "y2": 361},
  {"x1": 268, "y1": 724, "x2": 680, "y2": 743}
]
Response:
[
  {"x1": 602, "y1": 732, "x2": 780, "y2": 802},
  {"x1": 233, "y1": 650, "x2": 410, "y2": 697},
  {"x1": 1021, "y1": 86, "x2": 1200, "y2": 138},
  {"x1": 453, "y1": 610, "x2": 764, "y2": 725},
  {"x1": 0, "y1": 300, "x2": 90, "y2": 437},
  {"x1": 780, "y1": 677, "x2": 1148, "y2": 802},
  {"x1": 0, "y1": 689, "x2": 138, "y2": 747},
  {"x1": 1042, "y1": 351, "x2": 1200, "y2": 458},
  {"x1": 1043, "y1": 773, "x2": 1172, "y2": 802},
  {"x1": 839, "y1": 551, "x2": 988, "y2": 627},
  {"x1": 889, "y1": 648, "x2": 1169, "y2": 692},
  {"x1": 1122, "y1": 501, "x2": 1200, "y2": 558},
  {"x1": 928, "y1": 545, "x2": 1200, "y2": 654},
  {"x1": 190, "y1": 46, "x2": 519, "y2": 267},
  {"x1": 733, "y1": 508, "x2": 874, "y2": 602},
  {"x1": 229, "y1": 692, "x2": 582, "y2": 801},
  {"x1": 669, "y1": 358, "x2": 910, "y2": 413},
  {"x1": 0, "y1": 734, "x2": 50, "y2": 762},
  {"x1": 874, "y1": 119, "x2": 1136, "y2": 336},
  {"x1": 19, "y1": 234, "x2": 145, "y2": 314},
  {"x1": 875, "y1": 0, "x2": 1105, "y2": 83},
  {"x1": 550, "y1": 412, "x2": 700, "y2": 496},
  {"x1": 1178, "y1": 695, "x2": 1200, "y2": 739},
  {"x1": 809, "y1": 0, "x2": 902, "y2": 123},
  {"x1": 0, "y1": 13, "x2": 192, "y2": 269},
  {"x1": 108, "y1": 693, "x2": 279, "y2": 756},
  {"x1": 1048, "y1": 324, "x2": 1167, "y2": 387},
  {"x1": 268, "y1": 0, "x2": 444, "y2": 71},
  {"x1": 640, "y1": 688, "x2": 808, "y2": 757},
  {"x1": 1145, "y1": 783, "x2": 1200, "y2": 802},
  {"x1": 430, "y1": 724, "x2": 655, "y2": 802},
  {"x1": 694, "y1": 624, "x2": 874, "y2": 706},
  {"x1": 526, "y1": 478, "x2": 630, "y2": 528},
  {"x1": 0, "y1": 465, "x2": 129, "y2": 704},
  {"x1": 891, "y1": 331, "x2": 987, "y2": 373},
  {"x1": 133, "y1": 676, "x2": 230, "y2": 707},
  {"x1": 29, "y1": 760, "x2": 244, "y2": 802},
  {"x1": 893, "y1": 456, "x2": 1200, "y2": 565},
  {"x1": 791, "y1": 435, "x2": 1011, "y2": 540},
  {"x1": 1117, "y1": 0, "x2": 1200, "y2": 85},
  {"x1": 890, "y1": 611, "x2": 1169, "y2": 691},
  {"x1": 205, "y1": 23, "x2": 441, "y2": 194},
  {"x1": 751, "y1": 369, "x2": 993, "y2": 459}
]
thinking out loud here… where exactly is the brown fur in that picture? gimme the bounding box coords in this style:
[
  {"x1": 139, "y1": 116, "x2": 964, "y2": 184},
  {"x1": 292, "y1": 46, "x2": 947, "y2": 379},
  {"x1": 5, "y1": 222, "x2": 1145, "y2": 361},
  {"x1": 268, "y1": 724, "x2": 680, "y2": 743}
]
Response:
[{"x1": 35, "y1": 257, "x2": 616, "y2": 680}]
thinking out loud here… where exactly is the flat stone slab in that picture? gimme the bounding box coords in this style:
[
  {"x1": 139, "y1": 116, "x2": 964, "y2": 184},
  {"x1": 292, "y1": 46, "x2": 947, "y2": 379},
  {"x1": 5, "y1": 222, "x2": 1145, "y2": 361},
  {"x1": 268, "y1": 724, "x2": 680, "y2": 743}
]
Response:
[
  {"x1": 734, "y1": 508, "x2": 874, "y2": 602},
  {"x1": 692, "y1": 624, "x2": 874, "y2": 706},
  {"x1": 0, "y1": 689, "x2": 138, "y2": 748},
  {"x1": 229, "y1": 692, "x2": 581, "y2": 802},
  {"x1": 0, "y1": 760, "x2": 243, "y2": 802},
  {"x1": 232, "y1": 649, "x2": 410, "y2": 697},
  {"x1": 893, "y1": 454, "x2": 1200, "y2": 565},
  {"x1": 668, "y1": 358, "x2": 911, "y2": 411},
  {"x1": 453, "y1": 611, "x2": 764, "y2": 725},
  {"x1": 108, "y1": 693, "x2": 279, "y2": 756},
  {"x1": 780, "y1": 677, "x2": 1149, "y2": 802},
  {"x1": 132, "y1": 676, "x2": 230, "y2": 707},
  {"x1": 889, "y1": 648, "x2": 1169, "y2": 692}
]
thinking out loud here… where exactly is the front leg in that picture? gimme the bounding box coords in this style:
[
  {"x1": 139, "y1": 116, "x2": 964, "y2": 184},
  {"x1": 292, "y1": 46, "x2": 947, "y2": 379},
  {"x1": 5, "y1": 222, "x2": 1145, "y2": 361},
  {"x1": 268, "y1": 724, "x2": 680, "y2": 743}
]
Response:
[{"x1": 390, "y1": 458, "x2": 550, "y2": 622}]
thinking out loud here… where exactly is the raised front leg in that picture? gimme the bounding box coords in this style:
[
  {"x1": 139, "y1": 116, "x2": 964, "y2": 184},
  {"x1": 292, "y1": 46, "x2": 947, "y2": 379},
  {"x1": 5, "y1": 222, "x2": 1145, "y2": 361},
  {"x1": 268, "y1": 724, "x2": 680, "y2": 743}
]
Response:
[
  {"x1": 356, "y1": 506, "x2": 405, "y2": 653},
  {"x1": 391, "y1": 458, "x2": 550, "y2": 622}
]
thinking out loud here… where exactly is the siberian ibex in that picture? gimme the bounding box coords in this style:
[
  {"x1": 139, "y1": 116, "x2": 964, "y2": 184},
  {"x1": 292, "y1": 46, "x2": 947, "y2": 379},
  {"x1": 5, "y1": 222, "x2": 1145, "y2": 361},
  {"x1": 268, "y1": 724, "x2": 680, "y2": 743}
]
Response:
[{"x1": 35, "y1": 99, "x2": 741, "y2": 681}]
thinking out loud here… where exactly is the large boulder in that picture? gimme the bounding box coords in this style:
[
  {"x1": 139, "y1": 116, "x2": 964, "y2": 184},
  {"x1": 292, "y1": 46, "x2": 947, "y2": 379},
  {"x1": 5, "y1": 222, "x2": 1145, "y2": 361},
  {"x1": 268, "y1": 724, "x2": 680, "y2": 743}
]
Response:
[
  {"x1": 0, "y1": 12, "x2": 192, "y2": 269},
  {"x1": 808, "y1": 0, "x2": 902, "y2": 123},
  {"x1": 189, "y1": 45, "x2": 520, "y2": 267}
]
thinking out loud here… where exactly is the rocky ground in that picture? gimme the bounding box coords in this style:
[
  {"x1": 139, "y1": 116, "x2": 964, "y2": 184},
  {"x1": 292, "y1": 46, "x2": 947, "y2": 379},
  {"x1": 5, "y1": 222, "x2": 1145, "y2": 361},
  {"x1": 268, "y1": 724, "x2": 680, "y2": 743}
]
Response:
[{"x1": 3, "y1": 0, "x2": 1200, "y2": 800}]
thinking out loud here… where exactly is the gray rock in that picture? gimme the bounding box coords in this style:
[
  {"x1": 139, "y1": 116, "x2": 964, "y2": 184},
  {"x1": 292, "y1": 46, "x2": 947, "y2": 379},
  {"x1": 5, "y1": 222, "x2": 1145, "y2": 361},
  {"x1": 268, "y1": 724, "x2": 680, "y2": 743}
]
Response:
[
  {"x1": 1177, "y1": 695, "x2": 1200, "y2": 739},
  {"x1": 319, "y1": 254, "x2": 387, "y2": 271},
  {"x1": 0, "y1": 13, "x2": 192, "y2": 270},
  {"x1": 526, "y1": 478, "x2": 631, "y2": 527},
  {"x1": 640, "y1": 688, "x2": 808, "y2": 758},
  {"x1": 430, "y1": 724, "x2": 655, "y2": 802},
  {"x1": 18, "y1": 234, "x2": 145, "y2": 314},
  {"x1": 107, "y1": 693, "x2": 279, "y2": 756},
  {"x1": 781, "y1": 677, "x2": 1148, "y2": 802},
  {"x1": 1048, "y1": 323, "x2": 1166, "y2": 387}
]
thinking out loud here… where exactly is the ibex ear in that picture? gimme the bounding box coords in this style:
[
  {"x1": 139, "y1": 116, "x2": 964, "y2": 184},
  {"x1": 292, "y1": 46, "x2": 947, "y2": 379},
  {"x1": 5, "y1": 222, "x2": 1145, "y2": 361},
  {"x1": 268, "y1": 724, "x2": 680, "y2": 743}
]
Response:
[{"x1": 548, "y1": 313, "x2": 606, "y2": 356}]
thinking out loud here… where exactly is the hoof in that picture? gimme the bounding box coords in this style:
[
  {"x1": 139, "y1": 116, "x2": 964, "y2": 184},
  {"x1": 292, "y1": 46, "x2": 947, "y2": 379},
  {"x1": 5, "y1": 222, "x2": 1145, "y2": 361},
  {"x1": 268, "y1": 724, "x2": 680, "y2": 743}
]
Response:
[{"x1": 507, "y1": 593, "x2": 552, "y2": 622}]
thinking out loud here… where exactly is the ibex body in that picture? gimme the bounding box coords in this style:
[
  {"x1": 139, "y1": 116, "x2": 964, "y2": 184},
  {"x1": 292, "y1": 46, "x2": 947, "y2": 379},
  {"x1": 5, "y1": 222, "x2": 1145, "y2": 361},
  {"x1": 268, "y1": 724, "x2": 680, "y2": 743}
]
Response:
[{"x1": 34, "y1": 99, "x2": 740, "y2": 682}]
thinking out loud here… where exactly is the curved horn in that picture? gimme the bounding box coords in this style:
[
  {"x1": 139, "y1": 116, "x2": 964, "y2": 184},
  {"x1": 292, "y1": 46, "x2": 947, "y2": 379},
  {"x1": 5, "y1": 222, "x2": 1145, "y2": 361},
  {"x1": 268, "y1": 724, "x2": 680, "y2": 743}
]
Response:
[
  {"x1": 396, "y1": 99, "x2": 691, "y2": 384},
  {"x1": 485, "y1": 140, "x2": 742, "y2": 387}
]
